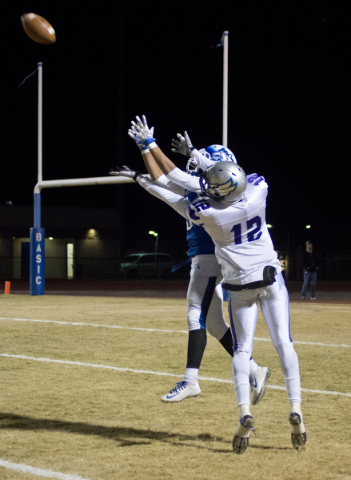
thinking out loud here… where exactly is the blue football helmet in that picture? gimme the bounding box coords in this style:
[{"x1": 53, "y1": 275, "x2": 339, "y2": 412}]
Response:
[{"x1": 199, "y1": 145, "x2": 237, "y2": 163}]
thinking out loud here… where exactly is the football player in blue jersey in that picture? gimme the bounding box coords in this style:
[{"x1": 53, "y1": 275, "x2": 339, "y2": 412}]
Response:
[{"x1": 127, "y1": 118, "x2": 270, "y2": 406}]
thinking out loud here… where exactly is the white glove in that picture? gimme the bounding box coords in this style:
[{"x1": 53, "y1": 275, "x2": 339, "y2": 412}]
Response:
[
  {"x1": 131, "y1": 115, "x2": 157, "y2": 148},
  {"x1": 128, "y1": 125, "x2": 154, "y2": 154},
  {"x1": 109, "y1": 165, "x2": 141, "y2": 181},
  {"x1": 171, "y1": 131, "x2": 195, "y2": 157}
]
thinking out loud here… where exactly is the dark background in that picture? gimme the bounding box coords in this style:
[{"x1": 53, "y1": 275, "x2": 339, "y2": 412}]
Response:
[{"x1": 1, "y1": 1, "x2": 349, "y2": 252}]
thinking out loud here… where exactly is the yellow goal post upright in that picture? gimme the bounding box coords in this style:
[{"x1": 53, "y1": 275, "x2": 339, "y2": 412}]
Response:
[{"x1": 30, "y1": 63, "x2": 135, "y2": 295}]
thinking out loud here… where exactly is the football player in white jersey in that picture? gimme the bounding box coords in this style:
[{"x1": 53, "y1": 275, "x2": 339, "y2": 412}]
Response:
[
  {"x1": 110, "y1": 116, "x2": 306, "y2": 455},
  {"x1": 127, "y1": 122, "x2": 270, "y2": 405}
]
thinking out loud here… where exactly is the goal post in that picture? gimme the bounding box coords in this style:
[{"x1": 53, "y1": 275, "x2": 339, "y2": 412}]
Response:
[{"x1": 30, "y1": 175, "x2": 136, "y2": 295}]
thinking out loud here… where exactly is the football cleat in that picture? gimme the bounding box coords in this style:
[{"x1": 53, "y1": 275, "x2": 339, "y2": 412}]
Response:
[
  {"x1": 289, "y1": 412, "x2": 307, "y2": 449},
  {"x1": 250, "y1": 367, "x2": 271, "y2": 405},
  {"x1": 232, "y1": 415, "x2": 255, "y2": 455},
  {"x1": 161, "y1": 381, "x2": 201, "y2": 403}
]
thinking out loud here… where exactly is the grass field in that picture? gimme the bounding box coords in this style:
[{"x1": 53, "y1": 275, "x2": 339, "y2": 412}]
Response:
[{"x1": 1, "y1": 294, "x2": 351, "y2": 480}]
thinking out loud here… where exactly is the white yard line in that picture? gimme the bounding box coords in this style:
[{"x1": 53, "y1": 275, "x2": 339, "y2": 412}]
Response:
[
  {"x1": 0, "y1": 458, "x2": 93, "y2": 480},
  {"x1": 0, "y1": 316, "x2": 189, "y2": 334},
  {"x1": 1, "y1": 317, "x2": 350, "y2": 348},
  {"x1": 1, "y1": 353, "x2": 350, "y2": 398}
]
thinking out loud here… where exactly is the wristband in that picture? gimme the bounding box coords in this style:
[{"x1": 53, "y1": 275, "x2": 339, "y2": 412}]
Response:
[
  {"x1": 143, "y1": 137, "x2": 157, "y2": 146},
  {"x1": 141, "y1": 149, "x2": 150, "y2": 155},
  {"x1": 133, "y1": 171, "x2": 141, "y2": 181},
  {"x1": 148, "y1": 142, "x2": 157, "y2": 150}
]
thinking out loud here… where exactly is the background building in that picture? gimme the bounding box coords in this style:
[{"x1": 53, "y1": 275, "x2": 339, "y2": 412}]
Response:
[
  {"x1": 0, "y1": 204, "x2": 189, "y2": 280},
  {"x1": 0, "y1": 204, "x2": 122, "y2": 280}
]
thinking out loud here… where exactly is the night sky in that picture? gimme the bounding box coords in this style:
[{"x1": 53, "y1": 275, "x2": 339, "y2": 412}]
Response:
[{"x1": 1, "y1": 1, "x2": 349, "y2": 251}]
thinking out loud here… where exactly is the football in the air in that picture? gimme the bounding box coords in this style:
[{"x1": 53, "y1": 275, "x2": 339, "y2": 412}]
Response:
[{"x1": 21, "y1": 13, "x2": 56, "y2": 44}]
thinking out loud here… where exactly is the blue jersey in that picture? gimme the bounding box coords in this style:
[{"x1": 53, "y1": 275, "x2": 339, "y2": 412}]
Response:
[
  {"x1": 186, "y1": 190, "x2": 215, "y2": 257},
  {"x1": 154, "y1": 171, "x2": 215, "y2": 258}
]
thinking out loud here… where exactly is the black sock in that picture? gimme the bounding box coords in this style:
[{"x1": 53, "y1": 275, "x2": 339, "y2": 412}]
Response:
[
  {"x1": 186, "y1": 329, "x2": 207, "y2": 369},
  {"x1": 219, "y1": 327, "x2": 234, "y2": 357}
]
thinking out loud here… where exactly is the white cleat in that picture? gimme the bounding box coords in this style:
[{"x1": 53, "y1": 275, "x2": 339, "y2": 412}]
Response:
[
  {"x1": 232, "y1": 415, "x2": 255, "y2": 455},
  {"x1": 289, "y1": 412, "x2": 307, "y2": 449},
  {"x1": 250, "y1": 367, "x2": 271, "y2": 405},
  {"x1": 161, "y1": 381, "x2": 201, "y2": 403}
]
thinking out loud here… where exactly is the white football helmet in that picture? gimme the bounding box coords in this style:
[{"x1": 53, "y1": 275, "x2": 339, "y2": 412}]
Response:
[
  {"x1": 200, "y1": 161, "x2": 247, "y2": 204},
  {"x1": 199, "y1": 145, "x2": 237, "y2": 163}
]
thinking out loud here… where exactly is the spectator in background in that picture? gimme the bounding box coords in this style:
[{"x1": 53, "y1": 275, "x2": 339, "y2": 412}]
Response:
[{"x1": 301, "y1": 241, "x2": 319, "y2": 300}]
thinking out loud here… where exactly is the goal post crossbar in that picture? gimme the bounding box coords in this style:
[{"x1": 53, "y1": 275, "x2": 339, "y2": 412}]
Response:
[{"x1": 34, "y1": 175, "x2": 135, "y2": 194}]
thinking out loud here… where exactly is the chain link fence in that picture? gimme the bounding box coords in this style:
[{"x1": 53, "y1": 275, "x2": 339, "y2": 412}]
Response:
[
  {"x1": 277, "y1": 247, "x2": 351, "y2": 282},
  {"x1": 1, "y1": 249, "x2": 351, "y2": 281}
]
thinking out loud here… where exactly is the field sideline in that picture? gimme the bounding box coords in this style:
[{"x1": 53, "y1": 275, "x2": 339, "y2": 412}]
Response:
[{"x1": 1, "y1": 290, "x2": 351, "y2": 480}]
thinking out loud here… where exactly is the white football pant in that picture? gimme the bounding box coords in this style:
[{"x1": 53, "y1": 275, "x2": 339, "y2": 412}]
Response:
[
  {"x1": 229, "y1": 273, "x2": 301, "y2": 406},
  {"x1": 187, "y1": 254, "x2": 229, "y2": 340}
]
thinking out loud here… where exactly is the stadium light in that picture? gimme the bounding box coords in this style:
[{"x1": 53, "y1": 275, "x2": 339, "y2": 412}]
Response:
[
  {"x1": 306, "y1": 225, "x2": 311, "y2": 229},
  {"x1": 267, "y1": 224, "x2": 273, "y2": 229},
  {"x1": 149, "y1": 231, "x2": 159, "y2": 256}
]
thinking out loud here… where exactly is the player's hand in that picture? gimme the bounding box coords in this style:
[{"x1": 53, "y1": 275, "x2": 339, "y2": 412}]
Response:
[
  {"x1": 109, "y1": 165, "x2": 141, "y2": 181},
  {"x1": 131, "y1": 115, "x2": 156, "y2": 146},
  {"x1": 171, "y1": 131, "x2": 195, "y2": 157},
  {"x1": 128, "y1": 125, "x2": 154, "y2": 152}
]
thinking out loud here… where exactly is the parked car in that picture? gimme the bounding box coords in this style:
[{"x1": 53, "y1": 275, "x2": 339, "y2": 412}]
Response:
[{"x1": 120, "y1": 253, "x2": 175, "y2": 279}]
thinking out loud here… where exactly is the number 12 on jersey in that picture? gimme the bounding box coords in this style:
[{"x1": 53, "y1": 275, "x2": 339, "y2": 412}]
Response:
[{"x1": 231, "y1": 215, "x2": 263, "y2": 244}]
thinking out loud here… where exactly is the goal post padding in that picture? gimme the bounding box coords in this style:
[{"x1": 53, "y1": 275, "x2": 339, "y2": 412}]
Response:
[{"x1": 30, "y1": 227, "x2": 45, "y2": 295}]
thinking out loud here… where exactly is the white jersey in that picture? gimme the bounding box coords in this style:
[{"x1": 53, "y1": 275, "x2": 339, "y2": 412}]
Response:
[{"x1": 137, "y1": 171, "x2": 280, "y2": 285}]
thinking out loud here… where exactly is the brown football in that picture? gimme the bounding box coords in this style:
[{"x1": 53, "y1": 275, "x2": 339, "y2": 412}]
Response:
[{"x1": 21, "y1": 13, "x2": 56, "y2": 44}]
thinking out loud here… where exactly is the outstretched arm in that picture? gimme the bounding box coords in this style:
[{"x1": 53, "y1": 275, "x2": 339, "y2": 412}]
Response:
[
  {"x1": 128, "y1": 119, "x2": 185, "y2": 195},
  {"x1": 131, "y1": 115, "x2": 179, "y2": 175},
  {"x1": 189, "y1": 149, "x2": 216, "y2": 172},
  {"x1": 128, "y1": 124, "x2": 163, "y2": 181},
  {"x1": 143, "y1": 151, "x2": 164, "y2": 181},
  {"x1": 171, "y1": 132, "x2": 215, "y2": 173},
  {"x1": 110, "y1": 165, "x2": 192, "y2": 220},
  {"x1": 131, "y1": 115, "x2": 202, "y2": 193}
]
